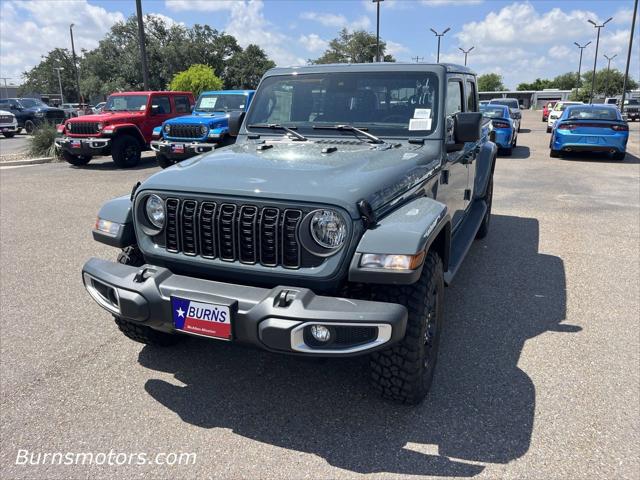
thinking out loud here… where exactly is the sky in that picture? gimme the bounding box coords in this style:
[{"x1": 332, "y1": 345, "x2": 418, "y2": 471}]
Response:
[{"x1": 0, "y1": 0, "x2": 638, "y2": 90}]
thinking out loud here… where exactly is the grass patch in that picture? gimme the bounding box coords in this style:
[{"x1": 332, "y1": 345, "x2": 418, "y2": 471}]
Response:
[{"x1": 28, "y1": 122, "x2": 58, "y2": 158}]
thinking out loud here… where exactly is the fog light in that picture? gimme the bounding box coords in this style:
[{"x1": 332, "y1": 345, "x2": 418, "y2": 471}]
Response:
[{"x1": 310, "y1": 325, "x2": 331, "y2": 342}]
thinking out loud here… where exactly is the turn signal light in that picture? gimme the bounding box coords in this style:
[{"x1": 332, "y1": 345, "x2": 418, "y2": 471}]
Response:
[
  {"x1": 611, "y1": 124, "x2": 629, "y2": 131},
  {"x1": 360, "y1": 251, "x2": 426, "y2": 270}
]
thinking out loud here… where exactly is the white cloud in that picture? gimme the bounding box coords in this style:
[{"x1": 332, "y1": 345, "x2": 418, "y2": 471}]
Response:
[
  {"x1": 298, "y1": 34, "x2": 328, "y2": 53},
  {"x1": 385, "y1": 40, "x2": 409, "y2": 58},
  {"x1": 548, "y1": 45, "x2": 571, "y2": 60},
  {"x1": 165, "y1": 0, "x2": 236, "y2": 12},
  {"x1": 0, "y1": 0, "x2": 125, "y2": 81},
  {"x1": 300, "y1": 11, "x2": 371, "y2": 31}
]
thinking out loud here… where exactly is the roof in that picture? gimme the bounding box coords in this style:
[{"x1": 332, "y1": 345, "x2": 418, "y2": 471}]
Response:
[
  {"x1": 566, "y1": 103, "x2": 617, "y2": 109},
  {"x1": 265, "y1": 62, "x2": 476, "y2": 76},
  {"x1": 200, "y1": 90, "x2": 254, "y2": 95},
  {"x1": 106, "y1": 91, "x2": 192, "y2": 96}
]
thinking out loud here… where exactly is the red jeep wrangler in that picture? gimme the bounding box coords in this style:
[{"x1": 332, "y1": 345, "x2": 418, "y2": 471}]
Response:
[{"x1": 55, "y1": 91, "x2": 194, "y2": 168}]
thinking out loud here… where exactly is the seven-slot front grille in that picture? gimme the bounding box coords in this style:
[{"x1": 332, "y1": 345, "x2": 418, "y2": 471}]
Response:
[
  {"x1": 68, "y1": 121, "x2": 100, "y2": 134},
  {"x1": 167, "y1": 123, "x2": 204, "y2": 139},
  {"x1": 164, "y1": 198, "x2": 304, "y2": 269}
]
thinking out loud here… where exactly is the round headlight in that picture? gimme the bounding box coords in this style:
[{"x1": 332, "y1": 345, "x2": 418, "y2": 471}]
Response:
[
  {"x1": 164, "y1": 124, "x2": 171, "y2": 133},
  {"x1": 145, "y1": 194, "x2": 165, "y2": 229},
  {"x1": 200, "y1": 125, "x2": 208, "y2": 136},
  {"x1": 97, "y1": 122, "x2": 104, "y2": 131},
  {"x1": 310, "y1": 210, "x2": 347, "y2": 249}
]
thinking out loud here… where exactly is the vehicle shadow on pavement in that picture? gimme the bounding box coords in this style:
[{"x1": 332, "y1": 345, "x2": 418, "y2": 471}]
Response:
[
  {"x1": 138, "y1": 214, "x2": 578, "y2": 477},
  {"x1": 558, "y1": 151, "x2": 640, "y2": 164},
  {"x1": 510, "y1": 145, "x2": 530, "y2": 159},
  {"x1": 75, "y1": 155, "x2": 159, "y2": 171}
]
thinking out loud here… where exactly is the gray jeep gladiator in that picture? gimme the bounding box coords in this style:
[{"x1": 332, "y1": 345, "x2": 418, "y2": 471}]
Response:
[{"x1": 82, "y1": 63, "x2": 497, "y2": 404}]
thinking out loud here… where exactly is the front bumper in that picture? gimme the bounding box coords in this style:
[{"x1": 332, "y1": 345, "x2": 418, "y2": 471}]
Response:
[
  {"x1": 0, "y1": 122, "x2": 19, "y2": 133},
  {"x1": 624, "y1": 111, "x2": 639, "y2": 120},
  {"x1": 82, "y1": 258, "x2": 407, "y2": 356},
  {"x1": 150, "y1": 140, "x2": 218, "y2": 160},
  {"x1": 55, "y1": 136, "x2": 111, "y2": 156}
]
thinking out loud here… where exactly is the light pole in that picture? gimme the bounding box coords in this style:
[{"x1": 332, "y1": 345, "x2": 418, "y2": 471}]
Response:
[
  {"x1": 458, "y1": 46, "x2": 474, "y2": 66},
  {"x1": 69, "y1": 24, "x2": 82, "y2": 103},
  {"x1": 621, "y1": 0, "x2": 638, "y2": 115},
  {"x1": 54, "y1": 67, "x2": 65, "y2": 105},
  {"x1": 430, "y1": 27, "x2": 450, "y2": 63},
  {"x1": 603, "y1": 54, "x2": 617, "y2": 97},
  {"x1": 412, "y1": 56, "x2": 424, "y2": 63},
  {"x1": 0, "y1": 77, "x2": 10, "y2": 99},
  {"x1": 372, "y1": 0, "x2": 384, "y2": 62},
  {"x1": 135, "y1": 0, "x2": 150, "y2": 89},
  {"x1": 573, "y1": 41, "x2": 591, "y2": 89},
  {"x1": 588, "y1": 17, "x2": 613, "y2": 103}
]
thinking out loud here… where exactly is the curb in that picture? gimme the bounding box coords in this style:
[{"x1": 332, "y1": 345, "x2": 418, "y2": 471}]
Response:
[{"x1": 0, "y1": 157, "x2": 54, "y2": 167}]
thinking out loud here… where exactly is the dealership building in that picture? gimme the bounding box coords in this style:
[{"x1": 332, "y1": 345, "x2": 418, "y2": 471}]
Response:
[{"x1": 480, "y1": 89, "x2": 640, "y2": 109}]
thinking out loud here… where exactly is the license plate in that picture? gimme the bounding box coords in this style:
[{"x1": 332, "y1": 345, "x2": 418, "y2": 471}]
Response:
[
  {"x1": 173, "y1": 144, "x2": 184, "y2": 153},
  {"x1": 71, "y1": 140, "x2": 81, "y2": 149},
  {"x1": 171, "y1": 297, "x2": 232, "y2": 339},
  {"x1": 586, "y1": 136, "x2": 600, "y2": 144}
]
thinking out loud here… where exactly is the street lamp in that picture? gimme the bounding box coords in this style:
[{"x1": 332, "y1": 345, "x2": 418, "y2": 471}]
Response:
[
  {"x1": 458, "y1": 46, "x2": 474, "y2": 66},
  {"x1": 573, "y1": 41, "x2": 591, "y2": 89},
  {"x1": 603, "y1": 54, "x2": 617, "y2": 96},
  {"x1": 587, "y1": 17, "x2": 613, "y2": 103},
  {"x1": 54, "y1": 67, "x2": 65, "y2": 105},
  {"x1": 621, "y1": 0, "x2": 638, "y2": 115},
  {"x1": 430, "y1": 27, "x2": 450, "y2": 63},
  {"x1": 135, "y1": 0, "x2": 150, "y2": 88},
  {"x1": 372, "y1": 0, "x2": 384, "y2": 62},
  {"x1": 69, "y1": 24, "x2": 82, "y2": 103}
]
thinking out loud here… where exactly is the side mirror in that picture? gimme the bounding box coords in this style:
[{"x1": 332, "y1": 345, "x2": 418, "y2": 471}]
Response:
[
  {"x1": 454, "y1": 112, "x2": 482, "y2": 144},
  {"x1": 227, "y1": 111, "x2": 246, "y2": 137}
]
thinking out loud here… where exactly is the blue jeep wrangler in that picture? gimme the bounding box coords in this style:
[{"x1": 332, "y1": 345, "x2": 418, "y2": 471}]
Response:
[{"x1": 150, "y1": 90, "x2": 254, "y2": 168}]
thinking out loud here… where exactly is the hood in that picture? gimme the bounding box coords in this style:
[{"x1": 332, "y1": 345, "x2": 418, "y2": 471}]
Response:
[
  {"x1": 27, "y1": 105, "x2": 64, "y2": 114},
  {"x1": 69, "y1": 111, "x2": 145, "y2": 123},
  {"x1": 140, "y1": 139, "x2": 441, "y2": 218},
  {"x1": 167, "y1": 113, "x2": 228, "y2": 126},
  {"x1": 0, "y1": 110, "x2": 14, "y2": 116}
]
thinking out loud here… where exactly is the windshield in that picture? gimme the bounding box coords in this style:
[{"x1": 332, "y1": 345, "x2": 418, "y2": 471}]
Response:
[
  {"x1": 196, "y1": 94, "x2": 248, "y2": 112},
  {"x1": 566, "y1": 107, "x2": 618, "y2": 120},
  {"x1": 245, "y1": 71, "x2": 439, "y2": 137},
  {"x1": 104, "y1": 95, "x2": 149, "y2": 112},
  {"x1": 490, "y1": 99, "x2": 519, "y2": 109},
  {"x1": 556, "y1": 102, "x2": 580, "y2": 111},
  {"x1": 625, "y1": 99, "x2": 639, "y2": 105},
  {"x1": 480, "y1": 106, "x2": 509, "y2": 119},
  {"x1": 19, "y1": 98, "x2": 47, "y2": 108}
]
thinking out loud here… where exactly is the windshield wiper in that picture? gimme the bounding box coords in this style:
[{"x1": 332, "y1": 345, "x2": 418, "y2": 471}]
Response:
[
  {"x1": 312, "y1": 124, "x2": 384, "y2": 144},
  {"x1": 247, "y1": 123, "x2": 307, "y2": 141}
]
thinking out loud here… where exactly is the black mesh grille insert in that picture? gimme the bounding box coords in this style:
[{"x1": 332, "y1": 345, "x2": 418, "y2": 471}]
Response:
[
  {"x1": 199, "y1": 202, "x2": 216, "y2": 258},
  {"x1": 218, "y1": 204, "x2": 237, "y2": 261},
  {"x1": 165, "y1": 199, "x2": 179, "y2": 252},
  {"x1": 282, "y1": 210, "x2": 302, "y2": 268},
  {"x1": 239, "y1": 206, "x2": 258, "y2": 264},
  {"x1": 181, "y1": 200, "x2": 198, "y2": 255},
  {"x1": 260, "y1": 207, "x2": 280, "y2": 266},
  {"x1": 69, "y1": 121, "x2": 100, "y2": 134},
  {"x1": 168, "y1": 123, "x2": 203, "y2": 139}
]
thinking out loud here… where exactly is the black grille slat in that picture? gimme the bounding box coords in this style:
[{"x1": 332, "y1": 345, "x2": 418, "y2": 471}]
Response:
[
  {"x1": 165, "y1": 199, "x2": 180, "y2": 252},
  {"x1": 239, "y1": 206, "x2": 258, "y2": 264},
  {"x1": 282, "y1": 210, "x2": 302, "y2": 268},
  {"x1": 181, "y1": 200, "x2": 198, "y2": 255},
  {"x1": 260, "y1": 207, "x2": 280, "y2": 266},
  {"x1": 199, "y1": 202, "x2": 217, "y2": 258},
  {"x1": 69, "y1": 121, "x2": 99, "y2": 134},
  {"x1": 218, "y1": 204, "x2": 237, "y2": 261}
]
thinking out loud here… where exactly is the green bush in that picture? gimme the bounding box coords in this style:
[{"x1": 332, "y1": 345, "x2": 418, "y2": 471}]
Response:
[
  {"x1": 168, "y1": 64, "x2": 223, "y2": 98},
  {"x1": 28, "y1": 122, "x2": 58, "y2": 158}
]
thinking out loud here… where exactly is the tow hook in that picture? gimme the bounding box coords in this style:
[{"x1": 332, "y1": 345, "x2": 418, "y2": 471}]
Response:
[{"x1": 275, "y1": 289, "x2": 296, "y2": 308}]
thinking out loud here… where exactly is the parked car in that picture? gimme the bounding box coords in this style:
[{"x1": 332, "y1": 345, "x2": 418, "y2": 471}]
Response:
[
  {"x1": 55, "y1": 91, "x2": 195, "y2": 168},
  {"x1": 542, "y1": 100, "x2": 557, "y2": 122},
  {"x1": 479, "y1": 100, "x2": 490, "y2": 106},
  {"x1": 549, "y1": 104, "x2": 628, "y2": 160},
  {"x1": 92, "y1": 102, "x2": 106, "y2": 114},
  {"x1": 60, "y1": 103, "x2": 81, "y2": 118},
  {"x1": 489, "y1": 98, "x2": 521, "y2": 131},
  {"x1": 547, "y1": 101, "x2": 583, "y2": 133},
  {"x1": 604, "y1": 97, "x2": 619, "y2": 106},
  {"x1": 150, "y1": 89, "x2": 255, "y2": 168},
  {"x1": 622, "y1": 98, "x2": 640, "y2": 121},
  {"x1": 481, "y1": 104, "x2": 517, "y2": 155},
  {"x1": 0, "y1": 110, "x2": 20, "y2": 137},
  {"x1": 82, "y1": 63, "x2": 497, "y2": 404},
  {"x1": 0, "y1": 97, "x2": 66, "y2": 134}
]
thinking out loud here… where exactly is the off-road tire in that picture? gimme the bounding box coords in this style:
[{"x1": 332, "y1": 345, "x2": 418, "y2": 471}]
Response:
[
  {"x1": 117, "y1": 245, "x2": 145, "y2": 267},
  {"x1": 612, "y1": 151, "x2": 626, "y2": 161},
  {"x1": 550, "y1": 149, "x2": 561, "y2": 158},
  {"x1": 24, "y1": 120, "x2": 36, "y2": 135},
  {"x1": 114, "y1": 316, "x2": 180, "y2": 346},
  {"x1": 156, "y1": 152, "x2": 174, "y2": 169},
  {"x1": 476, "y1": 175, "x2": 493, "y2": 239},
  {"x1": 369, "y1": 251, "x2": 444, "y2": 404},
  {"x1": 3, "y1": 132, "x2": 16, "y2": 138},
  {"x1": 61, "y1": 150, "x2": 91, "y2": 166},
  {"x1": 112, "y1": 134, "x2": 141, "y2": 168},
  {"x1": 546, "y1": 126, "x2": 552, "y2": 133}
]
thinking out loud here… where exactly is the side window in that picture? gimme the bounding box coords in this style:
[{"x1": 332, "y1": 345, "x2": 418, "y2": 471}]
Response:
[
  {"x1": 174, "y1": 95, "x2": 191, "y2": 113},
  {"x1": 151, "y1": 96, "x2": 171, "y2": 115},
  {"x1": 446, "y1": 80, "x2": 464, "y2": 116},
  {"x1": 466, "y1": 80, "x2": 477, "y2": 112}
]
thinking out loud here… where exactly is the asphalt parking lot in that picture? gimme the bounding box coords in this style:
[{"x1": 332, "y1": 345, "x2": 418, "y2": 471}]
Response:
[
  {"x1": 0, "y1": 133, "x2": 29, "y2": 156},
  {"x1": 1, "y1": 110, "x2": 639, "y2": 479}
]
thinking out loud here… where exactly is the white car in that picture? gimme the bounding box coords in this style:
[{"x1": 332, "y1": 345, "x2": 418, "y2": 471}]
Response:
[
  {"x1": 0, "y1": 109, "x2": 19, "y2": 138},
  {"x1": 547, "y1": 101, "x2": 583, "y2": 133}
]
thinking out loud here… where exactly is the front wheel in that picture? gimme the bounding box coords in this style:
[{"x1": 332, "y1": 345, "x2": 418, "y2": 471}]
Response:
[
  {"x1": 61, "y1": 150, "x2": 91, "y2": 166},
  {"x1": 155, "y1": 152, "x2": 175, "y2": 169},
  {"x1": 369, "y1": 251, "x2": 444, "y2": 404},
  {"x1": 3, "y1": 132, "x2": 16, "y2": 138},
  {"x1": 612, "y1": 151, "x2": 626, "y2": 161},
  {"x1": 114, "y1": 316, "x2": 181, "y2": 347},
  {"x1": 112, "y1": 134, "x2": 141, "y2": 168},
  {"x1": 24, "y1": 120, "x2": 36, "y2": 135}
]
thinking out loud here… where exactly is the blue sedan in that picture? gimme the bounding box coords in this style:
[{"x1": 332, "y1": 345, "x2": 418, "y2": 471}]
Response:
[
  {"x1": 480, "y1": 105, "x2": 517, "y2": 156},
  {"x1": 550, "y1": 104, "x2": 629, "y2": 160}
]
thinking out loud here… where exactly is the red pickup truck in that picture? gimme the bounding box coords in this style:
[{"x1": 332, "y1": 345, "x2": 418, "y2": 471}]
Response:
[{"x1": 55, "y1": 91, "x2": 194, "y2": 168}]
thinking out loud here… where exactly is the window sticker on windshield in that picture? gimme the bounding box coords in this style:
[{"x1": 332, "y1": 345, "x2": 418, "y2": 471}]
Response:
[
  {"x1": 139, "y1": 105, "x2": 146, "y2": 111},
  {"x1": 239, "y1": 104, "x2": 245, "y2": 109},
  {"x1": 413, "y1": 108, "x2": 431, "y2": 119},
  {"x1": 409, "y1": 118, "x2": 432, "y2": 131},
  {"x1": 199, "y1": 97, "x2": 218, "y2": 109}
]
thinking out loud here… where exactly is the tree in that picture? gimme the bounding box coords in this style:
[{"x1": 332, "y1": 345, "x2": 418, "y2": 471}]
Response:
[
  {"x1": 572, "y1": 68, "x2": 639, "y2": 101},
  {"x1": 224, "y1": 44, "x2": 275, "y2": 89},
  {"x1": 311, "y1": 28, "x2": 395, "y2": 64},
  {"x1": 517, "y1": 78, "x2": 554, "y2": 91},
  {"x1": 168, "y1": 64, "x2": 223, "y2": 97},
  {"x1": 551, "y1": 72, "x2": 579, "y2": 90},
  {"x1": 478, "y1": 73, "x2": 506, "y2": 92},
  {"x1": 20, "y1": 48, "x2": 79, "y2": 102}
]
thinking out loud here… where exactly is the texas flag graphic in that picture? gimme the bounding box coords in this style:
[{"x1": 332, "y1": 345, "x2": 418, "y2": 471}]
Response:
[{"x1": 171, "y1": 297, "x2": 232, "y2": 339}]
